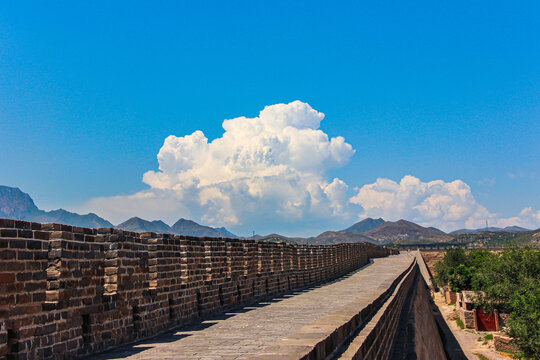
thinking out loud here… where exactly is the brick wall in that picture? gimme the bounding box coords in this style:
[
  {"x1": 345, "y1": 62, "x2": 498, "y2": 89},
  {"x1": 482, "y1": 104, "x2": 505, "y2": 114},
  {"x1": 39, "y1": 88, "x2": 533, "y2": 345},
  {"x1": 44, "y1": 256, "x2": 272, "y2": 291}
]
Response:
[
  {"x1": 341, "y1": 260, "x2": 420, "y2": 360},
  {"x1": 0, "y1": 218, "x2": 395, "y2": 360},
  {"x1": 341, "y1": 262, "x2": 446, "y2": 360},
  {"x1": 459, "y1": 308, "x2": 476, "y2": 329},
  {"x1": 493, "y1": 334, "x2": 518, "y2": 354}
]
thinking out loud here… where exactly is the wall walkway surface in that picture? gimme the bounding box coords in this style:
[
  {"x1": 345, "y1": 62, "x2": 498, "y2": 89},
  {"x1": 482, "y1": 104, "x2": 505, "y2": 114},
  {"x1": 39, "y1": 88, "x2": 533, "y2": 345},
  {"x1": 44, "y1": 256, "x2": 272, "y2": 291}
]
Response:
[
  {"x1": 96, "y1": 253, "x2": 414, "y2": 360},
  {"x1": 0, "y1": 218, "x2": 395, "y2": 360}
]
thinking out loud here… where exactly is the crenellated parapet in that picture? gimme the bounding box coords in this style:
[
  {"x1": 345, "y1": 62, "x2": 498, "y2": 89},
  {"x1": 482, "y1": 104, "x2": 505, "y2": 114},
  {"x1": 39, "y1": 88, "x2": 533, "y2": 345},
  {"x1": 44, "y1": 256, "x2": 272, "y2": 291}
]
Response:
[{"x1": 0, "y1": 218, "x2": 396, "y2": 360}]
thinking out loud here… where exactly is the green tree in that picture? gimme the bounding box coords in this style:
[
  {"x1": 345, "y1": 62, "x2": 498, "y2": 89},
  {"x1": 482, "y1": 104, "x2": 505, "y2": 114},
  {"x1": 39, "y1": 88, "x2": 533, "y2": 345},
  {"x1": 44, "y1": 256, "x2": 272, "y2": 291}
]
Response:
[
  {"x1": 433, "y1": 246, "x2": 540, "y2": 358},
  {"x1": 473, "y1": 246, "x2": 540, "y2": 358},
  {"x1": 506, "y1": 278, "x2": 540, "y2": 359},
  {"x1": 475, "y1": 246, "x2": 540, "y2": 311},
  {"x1": 448, "y1": 264, "x2": 473, "y2": 292},
  {"x1": 434, "y1": 247, "x2": 469, "y2": 288}
]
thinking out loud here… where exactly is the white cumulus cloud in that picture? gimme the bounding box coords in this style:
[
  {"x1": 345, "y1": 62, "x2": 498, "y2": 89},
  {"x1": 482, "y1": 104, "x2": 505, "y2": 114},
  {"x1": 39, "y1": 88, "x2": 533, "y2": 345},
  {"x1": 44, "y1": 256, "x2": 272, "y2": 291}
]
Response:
[
  {"x1": 350, "y1": 175, "x2": 540, "y2": 231},
  {"x1": 495, "y1": 207, "x2": 540, "y2": 229},
  {"x1": 81, "y1": 101, "x2": 355, "y2": 234},
  {"x1": 79, "y1": 101, "x2": 540, "y2": 235}
]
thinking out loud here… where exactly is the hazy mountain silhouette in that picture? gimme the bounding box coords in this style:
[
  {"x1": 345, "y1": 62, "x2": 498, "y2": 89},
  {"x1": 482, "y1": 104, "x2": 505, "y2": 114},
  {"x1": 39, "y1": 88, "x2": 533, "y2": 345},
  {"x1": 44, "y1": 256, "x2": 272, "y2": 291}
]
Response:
[
  {"x1": 170, "y1": 218, "x2": 236, "y2": 238},
  {"x1": 116, "y1": 217, "x2": 172, "y2": 233},
  {"x1": 451, "y1": 226, "x2": 531, "y2": 234},
  {"x1": 0, "y1": 185, "x2": 113, "y2": 228},
  {"x1": 343, "y1": 218, "x2": 385, "y2": 233},
  {"x1": 360, "y1": 219, "x2": 445, "y2": 244},
  {"x1": 215, "y1": 227, "x2": 238, "y2": 238},
  {"x1": 2, "y1": 184, "x2": 531, "y2": 243}
]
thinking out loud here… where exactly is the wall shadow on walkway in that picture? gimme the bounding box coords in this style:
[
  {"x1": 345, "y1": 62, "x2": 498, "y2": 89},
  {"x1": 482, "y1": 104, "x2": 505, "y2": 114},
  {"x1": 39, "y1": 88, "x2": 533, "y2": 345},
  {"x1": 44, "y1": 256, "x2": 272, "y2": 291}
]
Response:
[{"x1": 89, "y1": 262, "x2": 372, "y2": 359}]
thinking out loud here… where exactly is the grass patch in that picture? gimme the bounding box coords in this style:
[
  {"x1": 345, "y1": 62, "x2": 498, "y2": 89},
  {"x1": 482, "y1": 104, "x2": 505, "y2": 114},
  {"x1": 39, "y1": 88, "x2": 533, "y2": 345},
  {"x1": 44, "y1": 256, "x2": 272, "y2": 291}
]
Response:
[
  {"x1": 456, "y1": 318, "x2": 465, "y2": 329},
  {"x1": 474, "y1": 353, "x2": 489, "y2": 360},
  {"x1": 477, "y1": 336, "x2": 483, "y2": 342},
  {"x1": 484, "y1": 334, "x2": 493, "y2": 341}
]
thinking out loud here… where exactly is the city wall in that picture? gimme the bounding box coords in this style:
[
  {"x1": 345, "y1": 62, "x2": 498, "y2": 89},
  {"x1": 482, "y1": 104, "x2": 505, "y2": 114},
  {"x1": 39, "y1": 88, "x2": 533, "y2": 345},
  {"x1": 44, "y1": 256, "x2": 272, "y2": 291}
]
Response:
[{"x1": 0, "y1": 218, "x2": 395, "y2": 360}]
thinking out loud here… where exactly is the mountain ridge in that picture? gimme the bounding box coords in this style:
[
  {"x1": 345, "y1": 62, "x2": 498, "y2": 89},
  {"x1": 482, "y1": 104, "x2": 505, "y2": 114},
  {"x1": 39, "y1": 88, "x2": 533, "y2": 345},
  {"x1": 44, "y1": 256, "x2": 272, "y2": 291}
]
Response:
[
  {"x1": 0, "y1": 185, "x2": 238, "y2": 237},
  {"x1": 359, "y1": 219, "x2": 446, "y2": 244},
  {"x1": 116, "y1": 217, "x2": 172, "y2": 233},
  {"x1": 451, "y1": 226, "x2": 531, "y2": 234},
  {"x1": 170, "y1": 218, "x2": 236, "y2": 238},
  {"x1": 0, "y1": 185, "x2": 113, "y2": 228},
  {"x1": 116, "y1": 217, "x2": 239, "y2": 238},
  {"x1": 343, "y1": 218, "x2": 384, "y2": 234}
]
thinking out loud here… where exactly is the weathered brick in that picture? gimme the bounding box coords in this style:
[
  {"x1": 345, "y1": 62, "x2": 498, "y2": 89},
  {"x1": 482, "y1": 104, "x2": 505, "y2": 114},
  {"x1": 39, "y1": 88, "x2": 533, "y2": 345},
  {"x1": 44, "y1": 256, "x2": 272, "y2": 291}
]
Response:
[
  {"x1": 17, "y1": 229, "x2": 33, "y2": 238},
  {"x1": 24, "y1": 282, "x2": 43, "y2": 292},
  {"x1": 15, "y1": 293, "x2": 31, "y2": 304},
  {"x1": 0, "y1": 294, "x2": 15, "y2": 306},
  {"x1": 42, "y1": 302, "x2": 58, "y2": 311},
  {"x1": 104, "y1": 267, "x2": 117, "y2": 275},
  {"x1": 0, "y1": 249, "x2": 16, "y2": 259},
  {"x1": 9, "y1": 239, "x2": 26, "y2": 248},
  {"x1": 32, "y1": 292, "x2": 46, "y2": 302},
  {"x1": 26, "y1": 239, "x2": 43, "y2": 250},
  {"x1": 52, "y1": 342, "x2": 66, "y2": 354},
  {"x1": 32, "y1": 231, "x2": 50, "y2": 240},
  {"x1": 46, "y1": 291, "x2": 59, "y2": 302},
  {"x1": 16, "y1": 272, "x2": 32, "y2": 281},
  {"x1": 48, "y1": 249, "x2": 62, "y2": 259},
  {"x1": 17, "y1": 250, "x2": 33, "y2": 260},
  {"x1": 33, "y1": 251, "x2": 48, "y2": 260},
  {"x1": 30, "y1": 222, "x2": 41, "y2": 230},
  {"x1": 50, "y1": 231, "x2": 73, "y2": 240},
  {"x1": 0, "y1": 218, "x2": 15, "y2": 228},
  {"x1": 0, "y1": 260, "x2": 24, "y2": 271},
  {"x1": 0, "y1": 229, "x2": 17, "y2": 238},
  {"x1": 14, "y1": 220, "x2": 31, "y2": 229},
  {"x1": 41, "y1": 223, "x2": 62, "y2": 231},
  {"x1": 0, "y1": 272, "x2": 15, "y2": 283}
]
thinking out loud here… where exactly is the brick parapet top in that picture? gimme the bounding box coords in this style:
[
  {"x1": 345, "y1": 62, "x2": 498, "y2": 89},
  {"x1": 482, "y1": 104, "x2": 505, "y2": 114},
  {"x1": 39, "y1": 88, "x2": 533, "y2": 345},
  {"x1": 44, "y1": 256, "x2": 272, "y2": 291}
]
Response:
[{"x1": 0, "y1": 217, "x2": 386, "y2": 250}]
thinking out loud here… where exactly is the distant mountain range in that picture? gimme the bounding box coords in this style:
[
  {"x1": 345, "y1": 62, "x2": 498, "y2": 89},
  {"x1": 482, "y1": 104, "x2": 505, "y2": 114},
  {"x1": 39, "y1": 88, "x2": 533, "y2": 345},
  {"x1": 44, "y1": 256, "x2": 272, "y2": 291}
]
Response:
[
  {"x1": 297, "y1": 219, "x2": 447, "y2": 245},
  {"x1": 116, "y1": 217, "x2": 238, "y2": 237},
  {"x1": 361, "y1": 219, "x2": 447, "y2": 244},
  {"x1": 170, "y1": 218, "x2": 237, "y2": 238},
  {"x1": 343, "y1": 217, "x2": 384, "y2": 233},
  {"x1": 1, "y1": 184, "x2": 534, "y2": 245},
  {"x1": 451, "y1": 226, "x2": 531, "y2": 234},
  {"x1": 254, "y1": 219, "x2": 449, "y2": 245},
  {"x1": 0, "y1": 185, "x2": 237, "y2": 238},
  {"x1": 115, "y1": 217, "x2": 171, "y2": 233},
  {"x1": 302, "y1": 231, "x2": 375, "y2": 245},
  {"x1": 0, "y1": 185, "x2": 114, "y2": 228}
]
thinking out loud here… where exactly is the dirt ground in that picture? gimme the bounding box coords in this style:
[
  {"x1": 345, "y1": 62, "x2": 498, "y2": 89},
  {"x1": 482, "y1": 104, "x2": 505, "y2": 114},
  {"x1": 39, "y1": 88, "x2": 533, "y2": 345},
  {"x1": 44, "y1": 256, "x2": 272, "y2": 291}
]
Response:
[{"x1": 433, "y1": 292, "x2": 513, "y2": 360}]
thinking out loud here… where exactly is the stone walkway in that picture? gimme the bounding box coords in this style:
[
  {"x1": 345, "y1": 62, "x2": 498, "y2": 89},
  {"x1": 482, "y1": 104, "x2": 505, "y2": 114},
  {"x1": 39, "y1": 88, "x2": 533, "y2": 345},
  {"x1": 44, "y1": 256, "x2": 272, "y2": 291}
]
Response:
[{"x1": 94, "y1": 253, "x2": 413, "y2": 360}]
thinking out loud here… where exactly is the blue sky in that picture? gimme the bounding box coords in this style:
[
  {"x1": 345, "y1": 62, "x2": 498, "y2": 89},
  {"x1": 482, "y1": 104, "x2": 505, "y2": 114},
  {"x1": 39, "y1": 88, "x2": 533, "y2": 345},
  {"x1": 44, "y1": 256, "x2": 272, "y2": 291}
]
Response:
[{"x1": 1, "y1": 1, "x2": 539, "y2": 236}]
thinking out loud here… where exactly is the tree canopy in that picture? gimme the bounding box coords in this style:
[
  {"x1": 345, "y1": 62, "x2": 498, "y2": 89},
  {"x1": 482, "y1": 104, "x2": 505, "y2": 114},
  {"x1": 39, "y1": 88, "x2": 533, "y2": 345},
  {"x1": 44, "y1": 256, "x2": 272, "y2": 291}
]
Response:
[{"x1": 433, "y1": 246, "x2": 540, "y2": 359}]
